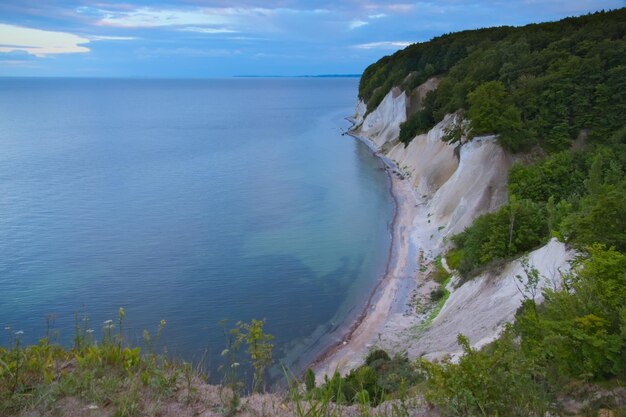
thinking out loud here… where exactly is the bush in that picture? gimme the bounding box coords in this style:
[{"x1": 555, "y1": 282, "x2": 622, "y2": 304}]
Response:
[
  {"x1": 314, "y1": 350, "x2": 422, "y2": 406},
  {"x1": 516, "y1": 245, "x2": 626, "y2": 381},
  {"x1": 451, "y1": 197, "x2": 547, "y2": 277},
  {"x1": 419, "y1": 331, "x2": 551, "y2": 416},
  {"x1": 365, "y1": 349, "x2": 390, "y2": 366},
  {"x1": 430, "y1": 287, "x2": 447, "y2": 302}
]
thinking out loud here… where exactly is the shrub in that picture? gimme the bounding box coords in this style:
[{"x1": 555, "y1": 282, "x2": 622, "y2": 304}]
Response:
[{"x1": 365, "y1": 349, "x2": 390, "y2": 366}]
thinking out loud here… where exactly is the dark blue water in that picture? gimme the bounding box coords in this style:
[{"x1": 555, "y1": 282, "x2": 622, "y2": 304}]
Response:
[{"x1": 0, "y1": 78, "x2": 392, "y2": 378}]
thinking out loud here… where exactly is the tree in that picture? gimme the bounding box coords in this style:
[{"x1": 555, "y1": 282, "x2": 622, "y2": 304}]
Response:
[
  {"x1": 467, "y1": 81, "x2": 525, "y2": 150},
  {"x1": 570, "y1": 184, "x2": 626, "y2": 252}
]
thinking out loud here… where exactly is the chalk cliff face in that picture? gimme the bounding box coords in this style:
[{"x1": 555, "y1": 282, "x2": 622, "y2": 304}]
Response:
[
  {"x1": 354, "y1": 77, "x2": 441, "y2": 150},
  {"x1": 429, "y1": 135, "x2": 511, "y2": 237},
  {"x1": 354, "y1": 83, "x2": 512, "y2": 239},
  {"x1": 353, "y1": 80, "x2": 570, "y2": 359},
  {"x1": 355, "y1": 87, "x2": 408, "y2": 148},
  {"x1": 412, "y1": 238, "x2": 574, "y2": 360},
  {"x1": 386, "y1": 114, "x2": 458, "y2": 197}
]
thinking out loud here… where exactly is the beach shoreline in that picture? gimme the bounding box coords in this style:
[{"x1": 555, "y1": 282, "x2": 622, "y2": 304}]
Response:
[{"x1": 308, "y1": 121, "x2": 424, "y2": 380}]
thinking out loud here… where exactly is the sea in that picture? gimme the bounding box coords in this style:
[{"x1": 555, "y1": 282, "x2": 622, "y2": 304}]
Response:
[{"x1": 0, "y1": 78, "x2": 393, "y2": 381}]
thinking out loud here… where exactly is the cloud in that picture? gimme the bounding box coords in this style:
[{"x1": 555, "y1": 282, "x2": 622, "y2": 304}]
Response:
[
  {"x1": 353, "y1": 41, "x2": 412, "y2": 49},
  {"x1": 180, "y1": 27, "x2": 239, "y2": 34},
  {"x1": 368, "y1": 13, "x2": 388, "y2": 19},
  {"x1": 0, "y1": 24, "x2": 90, "y2": 57},
  {"x1": 94, "y1": 7, "x2": 263, "y2": 29},
  {"x1": 386, "y1": 3, "x2": 415, "y2": 13},
  {"x1": 349, "y1": 20, "x2": 368, "y2": 29},
  {"x1": 89, "y1": 35, "x2": 138, "y2": 41}
]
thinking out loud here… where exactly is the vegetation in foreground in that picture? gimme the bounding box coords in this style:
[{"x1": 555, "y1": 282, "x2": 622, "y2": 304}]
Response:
[
  {"x1": 0, "y1": 313, "x2": 280, "y2": 417},
  {"x1": 0, "y1": 312, "x2": 431, "y2": 417}
]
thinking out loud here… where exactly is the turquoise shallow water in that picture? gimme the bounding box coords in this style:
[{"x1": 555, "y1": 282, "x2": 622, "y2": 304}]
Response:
[{"x1": 0, "y1": 78, "x2": 393, "y2": 379}]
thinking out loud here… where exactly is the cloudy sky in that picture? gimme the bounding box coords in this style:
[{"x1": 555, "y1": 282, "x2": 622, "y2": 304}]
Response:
[{"x1": 0, "y1": 0, "x2": 624, "y2": 77}]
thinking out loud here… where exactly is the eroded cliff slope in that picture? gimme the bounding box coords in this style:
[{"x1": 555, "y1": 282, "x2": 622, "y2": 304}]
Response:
[{"x1": 350, "y1": 79, "x2": 571, "y2": 360}]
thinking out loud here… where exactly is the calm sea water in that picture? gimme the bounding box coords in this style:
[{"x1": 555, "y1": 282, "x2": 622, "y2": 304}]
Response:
[{"x1": 0, "y1": 78, "x2": 393, "y2": 379}]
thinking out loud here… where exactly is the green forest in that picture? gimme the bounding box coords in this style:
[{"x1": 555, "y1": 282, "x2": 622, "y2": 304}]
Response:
[{"x1": 360, "y1": 8, "x2": 625, "y2": 153}]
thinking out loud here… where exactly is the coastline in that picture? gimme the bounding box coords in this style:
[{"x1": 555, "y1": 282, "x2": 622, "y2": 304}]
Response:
[{"x1": 309, "y1": 122, "x2": 422, "y2": 379}]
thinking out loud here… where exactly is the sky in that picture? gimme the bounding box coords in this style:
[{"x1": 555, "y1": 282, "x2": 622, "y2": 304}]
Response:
[{"x1": 0, "y1": 0, "x2": 624, "y2": 77}]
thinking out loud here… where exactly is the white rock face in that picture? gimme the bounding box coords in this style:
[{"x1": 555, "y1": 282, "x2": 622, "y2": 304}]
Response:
[
  {"x1": 386, "y1": 114, "x2": 458, "y2": 197},
  {"x1": 358, "y1": 102, "x2": 511, "y2": 239},
  {"x1": 358, "y1": 87, "x2": 408, "y2": 148},
  {"x1": 354, "y1": 99, "x2": 367, "y2": 126},
  {"x1": 350, "y1": 78, "x2": 571, "y2": 361},
  {"x1": 429, "y1": 135, "x2": 511, "y2": 237},
  {"x1": 409, "y1": 239, "x2": 574, "y2": 361}
]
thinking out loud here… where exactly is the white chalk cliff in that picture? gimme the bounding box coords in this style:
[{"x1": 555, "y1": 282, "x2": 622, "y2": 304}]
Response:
[
  {"x1": 352, "y1": 79, "x2": 572, "y2": 359},
  {"x1": 353, "y1": 79, "x2": 512, "y2": 241},
  {"x1": 411, "y1": 238, "x2": 574, "y2": 361}
]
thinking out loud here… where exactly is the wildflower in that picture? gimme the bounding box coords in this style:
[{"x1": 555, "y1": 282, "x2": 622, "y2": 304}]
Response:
[
  {"x1": 231, "y1": 362, "x2": 240, "y2": 368},
  {"x1": 221, "y1": 349, "x2": 229, "y2": 356},
  {"x1": 103, "y1": 319, "x2": 113, "y2": 325}
]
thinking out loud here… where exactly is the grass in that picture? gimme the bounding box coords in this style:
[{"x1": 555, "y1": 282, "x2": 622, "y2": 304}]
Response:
[
  {"x1": 421, "y1": 279, "x2": 451, "y2": 327},
  {"x1": 444, "y1": 248, "x2": 463, "y2": 271},
  {"x1": 0, "y1": 309, "x2": 188, "y2": 416},
  {"x1": 414, "y1": 256, "x2": 452, "y2": 332},
  {"x1": 1, "y1": 310, "x2": 433, "y2": 417}
]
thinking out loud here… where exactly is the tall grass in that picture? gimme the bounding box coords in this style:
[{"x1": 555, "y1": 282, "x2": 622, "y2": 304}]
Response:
[{"x1": 1, "y1": 311, "x2": 434, "y2": 416}]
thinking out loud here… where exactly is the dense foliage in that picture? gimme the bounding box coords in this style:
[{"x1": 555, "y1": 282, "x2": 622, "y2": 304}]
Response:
[
  {"x1": 360, "y1": 8, "x2": 626, "y2": 151},
  {"x1": 450, "y1": 130, "x2": 626, "y2": 277},
  {"x1": 309, "y1": 349, "x2": 423, "y2": 406},
  {"x1": 423, "y1": 246, "x2": 626, "y2": 416},
  {"x1": 419, "y1": 331, "x2": 552, "y2": 416},
  {"x1": 516, "y1": 246, "x2": 626, "y2": 381},
  {"x1": 450, "y1": 196, "x2": 547, "y2": 276}
]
